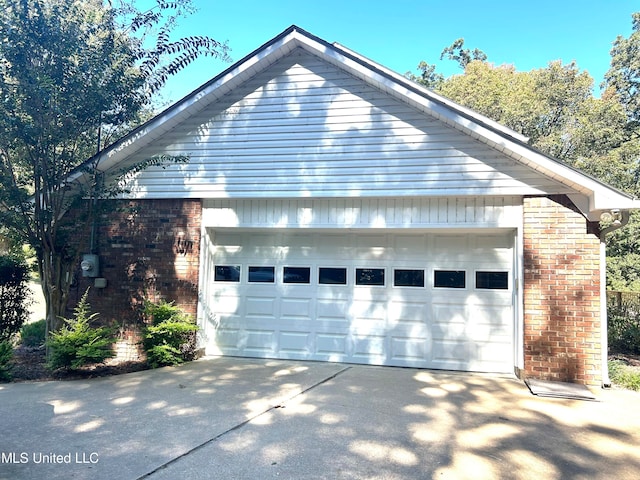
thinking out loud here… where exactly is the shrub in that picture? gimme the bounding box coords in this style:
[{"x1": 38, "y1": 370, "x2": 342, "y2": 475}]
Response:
[
  {"x1": 608, "y1": 360, "x2": 640, "y2": 391},
  {"x1": 47, "y1": 289, "x2": 116, "y2": 370},
  {"x1": 0, "y1": 255, "x2": 32, "y2": 342},
  {"x1": 608, "y1": 296, "x2": 640, "y2": 355},
  {"x1": 142, "y1": 300, "x2": 199, "y2": 368},
  {"x1": 20, "y1": 319, "x2": 46, "y2": 347},
  {"x1": 0, "y1": 340, "x2": 13, "y2": 381}
]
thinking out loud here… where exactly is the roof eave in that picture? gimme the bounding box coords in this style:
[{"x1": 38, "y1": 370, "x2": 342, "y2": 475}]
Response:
[{"x1": 72, "y1": 26, "x2": 640, "y2": 218}]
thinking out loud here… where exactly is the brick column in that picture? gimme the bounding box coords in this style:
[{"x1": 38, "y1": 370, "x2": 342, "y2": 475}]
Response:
[{"x1": 523, "y1": 195, "x2": 601, "y2": 385}]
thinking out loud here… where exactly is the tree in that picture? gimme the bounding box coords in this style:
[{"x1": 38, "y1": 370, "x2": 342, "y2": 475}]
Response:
[
  {"x1": 435, "y1": 60, "x2": 618, "y2": 162},
  {"x1": 0, "y1": 0, "x2": 230, "y2": 335},
  {"x1": 405, "y1": 38, "x2": 486, "y2": 90},
  {"x1": 604, "y1": 12, "x2": 640, "y2": 125},
  {"x1": 440, "y1": 38, "x2": 487, "y2": 69},
  {"x1": 404, "y1": 61, "x2": 444, "y2": 90},
  {"x1": 0, "y1": 255, "x2": 32, "y2": 342}
]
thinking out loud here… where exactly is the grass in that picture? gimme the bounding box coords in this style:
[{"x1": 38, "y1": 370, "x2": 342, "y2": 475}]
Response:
[{"x1": 608, "y1": 360, "x2": 640, "y2": 391}]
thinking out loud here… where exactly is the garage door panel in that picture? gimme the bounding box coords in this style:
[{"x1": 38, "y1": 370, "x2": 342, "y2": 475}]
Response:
[
  {"x1": 243, "y1": 329, "x2": 277, "y2": 355},
  {"x1": 431, "y1": 340, "x2": 478, "y2": 366},
  {"x1": 432, "y1": 304, "x2": 468, "y2": 325},
  {"x1": 316, "y1": 297, "x2": 350, "y2": 323},
  {"x1": 474, "y1": 233, "x2": 512, "y2": 249},
  {"x1": 279, "y1": 331, "x2": 312, "y2": 356},
  {"x1": 280, "y1": 297, "x2": 313, "y2": 321},
  {"x1": 316, "y1": 334, "x2": 349, "y2": 358},
  {"x1": 390, "y1": 336, "x2": 428, "y2": 362},
  {"x1": 353, "y1": 334, "x2": 387, "y2": 362},
  {"x1": 351, "y1": 298, "x2": 387, "y2": 320},
  {"x1": 389, "y1": 299, "x2": 430, "y2": 326},
  {"x1": 213, "y1": 293, "x2": 243, "y2": 314},
  {"x1": 469, "y1": 306, "x2": 513, "y2": 336},
  {"x1": 213, "y1": 328, "x2": 242, "y2": 354},
  {"x1": 245, "y1": 296, "x2": 277, "y2": 320}
]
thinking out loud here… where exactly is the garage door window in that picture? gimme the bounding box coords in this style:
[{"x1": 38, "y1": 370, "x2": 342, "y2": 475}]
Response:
[
  {"x1": 476, "y1": 271, "x2": 509, "y2": 290},
  {"x1": 393, "y1": 269, "x2": 425, "y2": 287},
  {"x1": 283, "y1": 267, "x2": 311, "y2": 284},
  {"x1": 248, "y1": 266, "x2": 275, "y2": 283},
  {"x1": 434, "y1": 270, "x2": 465, "y2": 288},
  {"x1": 356, "y1": 268, "x2": 385, "y2": 286},
  {"x1": 215, "y1": 265, "x2": 241, "y2": 282},
  {"x1": 319, "y1": 267, "x2": 347, "y2": 285}
]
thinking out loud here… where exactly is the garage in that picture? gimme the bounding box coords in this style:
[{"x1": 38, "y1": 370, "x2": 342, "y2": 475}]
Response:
[
  {"x1": 73, "y1": 26, "x2": 640, "y2": 385},
  {"x1": 202, "y1": 228, "x2": 515, "y2": 373}
]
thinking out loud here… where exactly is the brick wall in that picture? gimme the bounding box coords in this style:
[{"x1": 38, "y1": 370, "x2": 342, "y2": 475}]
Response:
[
  {"x1": 523, "y1": 195, "x2": 602, "y2": 385},
  {"x1": 73, "y1": 199, "x2": 202, "y2": 359}
]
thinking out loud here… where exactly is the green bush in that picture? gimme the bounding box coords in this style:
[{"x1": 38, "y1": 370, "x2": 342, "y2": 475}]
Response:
[
  {"x1": 142, "y1": 300, "x2": 199, "y2": 368},
  {"x1": 608, "y1": 297, "x2": 640, "y2": 355},
  {"x1": 0, "y1": 340, "x2": 13, "y2": 381},
  {"x1": 0, "y1": 255, "x2": 32, "y2": 342},
  {"x1": 20, "y1": 319, "x2": 46, "y2": 347},
  {"x1": 608, "y1": 360, "x2": 640, "y2": 391},
  {"x1": 47, "y1": 289, "x2": 115, "y2": 371}
]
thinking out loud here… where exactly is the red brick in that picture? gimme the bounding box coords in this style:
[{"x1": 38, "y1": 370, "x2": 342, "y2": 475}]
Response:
[{"x1": 523, "y1": 195, "x2": 601, "y2": 386}]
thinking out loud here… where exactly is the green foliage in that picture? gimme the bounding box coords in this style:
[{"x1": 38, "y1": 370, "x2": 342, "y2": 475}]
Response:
[
  {"x1": 440, "y1": 38, "x2": 487, "y2": 69},
  {"x1": 405, "y1": 61, "x2": 444, "y2": 90},
  {"x1": 0, "y1": 0, "x2": 229, "y2": 332},
  {"x1": 20, "y1": 319, "x2": 46, "y2": 348},
  {"x1": 144, "y1": 298, "x2": 191, "y2": 324},
  {"x1": 607, "y1": 255, "x2": 640, "y2": 292},
  {"x1": 435, "y1": 60, "x2": 603, "y2": 162},
  {"x1": 142, "y1": 300, "x2": 199, "y2": 368},
  {"x1": 604, "y1": 12, "x2": 640, "y2": 124},
  {"x1": 0, "y1": 255, "x2": 32, "y2": 342},
  {"x1": 0, "y1": 340, "x2": 13, "y2": 381},
  {"x1": 607, "y1": 295, "x2": 640, "y2": 354},
  {"x1": 608, "y1": 360, "x2": 640, "y2": 391},
  {"x1": 47, "y1": 290, "x2": 115, "y2": 370}
]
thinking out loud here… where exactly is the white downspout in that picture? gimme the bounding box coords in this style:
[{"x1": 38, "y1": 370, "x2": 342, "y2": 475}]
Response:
[{"x1": 599, "y1": 211, "x2": 630, "y2": 388}]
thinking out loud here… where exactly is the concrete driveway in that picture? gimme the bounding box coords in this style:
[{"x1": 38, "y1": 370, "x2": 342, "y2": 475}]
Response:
[{"x1": 1, "y1": 357, "x2": 639, "y2": 480}]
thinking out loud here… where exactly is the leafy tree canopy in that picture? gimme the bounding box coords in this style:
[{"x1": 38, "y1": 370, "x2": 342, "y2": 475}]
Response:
[
  {"x1": 604, "y1": 12, "x2": 640, "y2": 125},
  {"x1": 0, "y1": 0, "x2": 230, "y2": 332}
]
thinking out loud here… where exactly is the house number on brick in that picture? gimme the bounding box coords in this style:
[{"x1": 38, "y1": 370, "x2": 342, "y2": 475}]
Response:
[{"x1": 174, "y1": 236, "x2": 193, "y2": 256}]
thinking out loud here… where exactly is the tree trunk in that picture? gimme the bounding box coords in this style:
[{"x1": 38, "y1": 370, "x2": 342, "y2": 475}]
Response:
[{"x1": 40, "y1": 248, "x2": 76, "y2": 355}]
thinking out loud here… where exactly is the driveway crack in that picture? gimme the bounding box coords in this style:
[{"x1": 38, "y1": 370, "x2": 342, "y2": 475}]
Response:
[{"x1": 137, "y1": 365, "x2": 351, "y2": 479}]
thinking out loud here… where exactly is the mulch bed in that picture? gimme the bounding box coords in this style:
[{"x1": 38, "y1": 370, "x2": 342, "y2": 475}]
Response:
[
  {"x1": 609, "y1": 352, "x2": 640, "y2": 367},
  {"x1": 7, "y1": 345, "x2": 149, "y2": 382},
  {"x1": 6, "y1": 345, "x2": 640, "y2": 384}
]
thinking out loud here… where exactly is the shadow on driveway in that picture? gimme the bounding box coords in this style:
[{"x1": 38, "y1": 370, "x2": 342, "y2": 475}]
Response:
[{"x1": 1, "y1": 356, "x2": 639, "y2": 480}]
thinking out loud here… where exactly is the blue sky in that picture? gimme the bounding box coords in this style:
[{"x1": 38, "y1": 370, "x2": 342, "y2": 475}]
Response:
[{"x1": 159, "y1": 0, "x2": 638, "y2": 104}]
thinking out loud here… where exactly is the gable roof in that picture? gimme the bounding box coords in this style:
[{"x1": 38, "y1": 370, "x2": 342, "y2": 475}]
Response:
[{"x1": 76, "y1": 25, "x2": 639, "y2": 220}]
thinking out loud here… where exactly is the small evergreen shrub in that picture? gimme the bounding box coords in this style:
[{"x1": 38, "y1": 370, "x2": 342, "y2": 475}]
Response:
[
  {"x1": 0, "y1": 255, "x2": 32, "y2": 342},
  {"x1": 0, "y1": 340, "x2": 13, "y2": 381},
  {"x1": 142, "y1": 300, "x2": 199, "y2": 368},
  {"x1": 47, "y1": 289, "x2": 116, "y2": 370},
  {"x1": 20, "y1": 319, "x2": 46, "y2": 347}
]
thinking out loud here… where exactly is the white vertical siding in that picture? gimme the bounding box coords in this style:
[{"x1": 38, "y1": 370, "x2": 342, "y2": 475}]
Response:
[
  {"x1": 201, "y1": 197, "x2": 522, "y2": 229},
  {"x1": 122, "y1": 49, "x2": 570, "y2": 200}
]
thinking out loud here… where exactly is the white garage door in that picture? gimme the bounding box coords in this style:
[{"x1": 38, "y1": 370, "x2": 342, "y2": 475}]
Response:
[{"x1": 204, "y1": 230, "x2": 515, "y2": 373}]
